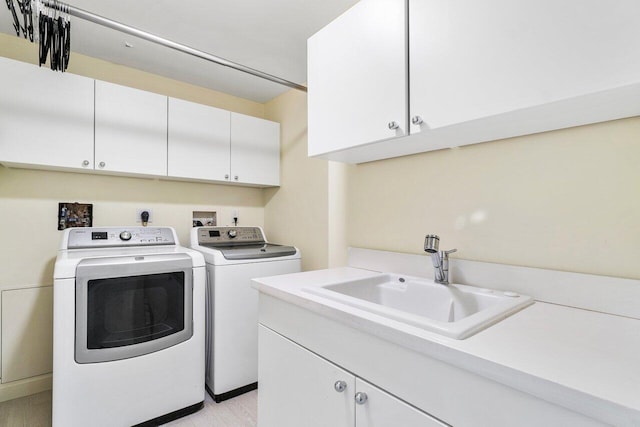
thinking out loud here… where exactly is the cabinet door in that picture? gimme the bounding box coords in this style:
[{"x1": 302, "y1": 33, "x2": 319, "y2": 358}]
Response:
[
  {"x1": 258, "y1": 325, "x2": 354, "y2": 427},
  {"x1": 409, "y1": 0, "x2": 640, "y2": 134},
  {"x1": 0, "y1": 57, "x2": 94, "y2": 170},
  {"x1": 230, "y1": 113, "x2": 280, "y2": 186},
  {"x1": 95, "y1": 80, "x2": 167, "y2": 176},
  {"x1": 168, "y1": 98, "x2": 230, "y2": 181},
  {"x1": 355, "y1": 378, "x2": 447, "y2": 427},
  {"x1": 1, "y1": 287, "x2": 53, "y2": 383},
  {"x1": 307, "y1": 0, "x2": 407, "y2": 156}
]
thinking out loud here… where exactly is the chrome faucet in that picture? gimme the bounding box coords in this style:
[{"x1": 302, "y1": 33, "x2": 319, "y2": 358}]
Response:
[{"x1": 424, "y1": 235, "x2": 457, "y2": 285}]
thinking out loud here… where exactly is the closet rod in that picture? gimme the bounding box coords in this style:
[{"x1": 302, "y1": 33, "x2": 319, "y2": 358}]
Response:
[{"x1": 41, "y1": 0, "x2": 308, "y2": 92}]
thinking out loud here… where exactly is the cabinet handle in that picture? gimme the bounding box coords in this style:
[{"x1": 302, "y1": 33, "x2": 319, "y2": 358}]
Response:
[
  {"x1": 411, "y1": 115, "x2": 424, "y2": 125},
  {"x1": 388, "y1": 121, "x2": 400, "y2": 130},
  {"x1": 82, "y1": 160, "x2": 90, "y2": 167},
  {"x1": 334, "y1": 380, "x2": 347, "y2": 393},
  {"x1": 98, "y1": 161, "x2": 106, "y2": 168},
  {"x1": 355, "y1": 392, "x2": 368, "y2": 405},
  {"x1": 234, "y1": 175, "x2": 239, "y2": 181},
  {"x1": 225, "y1": 174, "x2": 229, "y2": 179}
]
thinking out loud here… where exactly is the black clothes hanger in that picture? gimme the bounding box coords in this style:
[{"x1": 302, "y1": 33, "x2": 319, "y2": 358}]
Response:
[
  {"x1": 38, "y1": 9, "x2": 51, "y2": 66},
  {"x1": 36, "y1": 1, "x2": 71, "y2": 72},
  {"x1": 16, "y1": 0, "x2": 33, "y2": 41},
  {"x1": 5, "y1": 0, "x2": 20, "y2": 36}
]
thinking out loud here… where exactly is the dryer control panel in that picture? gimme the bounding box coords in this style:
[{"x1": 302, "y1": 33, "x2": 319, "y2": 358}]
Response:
[
  {"x1": 66, "y1": 227, "x2": 176, "y2": 249},
  {"x1": 196, "y1": 226, "x2": 265, "y2": 246}
]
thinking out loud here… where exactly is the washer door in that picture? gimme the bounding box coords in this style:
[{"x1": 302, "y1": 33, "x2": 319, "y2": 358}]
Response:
[{"x1": 74, "y1": 254, "x2": 194, "y2": 364}]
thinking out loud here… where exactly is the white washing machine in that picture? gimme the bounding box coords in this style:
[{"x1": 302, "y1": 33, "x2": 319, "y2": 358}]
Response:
[
  {"x1": 53, "y1": 227, "x2": 205, "y2": 427},
  {"x1": 190, "y1": 226, "x2": 301, "y2": 402}
]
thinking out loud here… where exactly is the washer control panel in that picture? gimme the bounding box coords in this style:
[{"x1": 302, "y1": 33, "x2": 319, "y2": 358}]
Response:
[
  {"x1": 196, "y1": 226, "x2": 265, "y2": 246},
  {"x1": 66, "y1": 227, "x2": 176, "y2": 249}
]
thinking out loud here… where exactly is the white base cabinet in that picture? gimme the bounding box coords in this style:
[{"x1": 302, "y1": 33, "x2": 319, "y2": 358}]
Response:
[
  {"x1": 259, "y1": 325, "x2": 352, "y2": 427},
  {"x1": 355, "y1": 378, "x2": 446, "y2": 427},
  {"x1": 258, "y1": 294, "x2": 608, "y2": 427},
  {"x1": 258, "y1": 325, "x2": 446, "y2": 427}
]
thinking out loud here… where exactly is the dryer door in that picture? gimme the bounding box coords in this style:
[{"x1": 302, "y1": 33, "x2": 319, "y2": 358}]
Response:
[{"x1": 74, "y1": 254, "x2": 194, "y2": 364}]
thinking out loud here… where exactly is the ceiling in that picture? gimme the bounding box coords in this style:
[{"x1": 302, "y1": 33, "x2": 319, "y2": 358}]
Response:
[{"x1": 0, "y1": 0, "x2": 359, "y2": 102}]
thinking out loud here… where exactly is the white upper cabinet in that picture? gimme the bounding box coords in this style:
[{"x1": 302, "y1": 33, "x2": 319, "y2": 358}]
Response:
[
  {"x1": 0, "y1": 57, "x2": 94, "y2": 170},
  {"x1": 308, "y1": 0, "x2": 640, "y2": 163},
  {"x1": 307, "y1": 0, "x2": 408, "y2": 156},
  {"x1": 231, "y1": 113, "x2": 280, "y2": 186},
  {"x1": 168, "y1": 98, "x2": 231, "y2": 181},
  {"x1": 409, "y1": 0, "x2": 640, "y2": 134},
  {"x1": 0, "y1": 58, "x2": 280, "y2": 187},
  {"x1": 95, "y1": 80, "x2": 168, "y2": 176}
]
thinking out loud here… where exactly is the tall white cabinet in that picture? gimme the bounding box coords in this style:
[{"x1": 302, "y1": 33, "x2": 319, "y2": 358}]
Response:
[
  {"x1": 0, "y1": 57, "x2": 94, "y2": 170},
  {"x1": 95, "y1": 81, "x2": 168, "y2": 176}
]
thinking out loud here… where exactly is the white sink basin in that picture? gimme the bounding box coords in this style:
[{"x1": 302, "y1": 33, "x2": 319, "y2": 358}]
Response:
[{"x1": 302, "y1": 274, "x2": 533, "y2": 339}]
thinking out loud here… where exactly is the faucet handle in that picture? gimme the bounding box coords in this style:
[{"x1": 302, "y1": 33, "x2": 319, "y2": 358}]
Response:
[{"x1": 444, "y1": 248, "x2": 457, "y2": 255}]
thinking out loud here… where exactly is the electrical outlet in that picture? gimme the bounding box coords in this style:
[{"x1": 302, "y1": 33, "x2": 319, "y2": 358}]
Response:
[
  {"x1": 136, "y1": 208, "x2": 153, "y2": 225},
  {"x1": 232, "y1": 208, "x2": 239, "y2": 226}
]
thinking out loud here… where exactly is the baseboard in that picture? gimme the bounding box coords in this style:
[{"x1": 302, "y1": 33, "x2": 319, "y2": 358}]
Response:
[{"x1": 0, "y1": 373, "x2": 52, "y2": 403}]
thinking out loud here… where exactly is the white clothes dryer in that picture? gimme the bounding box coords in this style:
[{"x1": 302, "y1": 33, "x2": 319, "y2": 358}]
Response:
[
  {"x1": 53, "y1": 227, "x2": 205, "y2": 427},
  {"x1": 190, "y1": 226, "x2": 301, "y2": 402}
]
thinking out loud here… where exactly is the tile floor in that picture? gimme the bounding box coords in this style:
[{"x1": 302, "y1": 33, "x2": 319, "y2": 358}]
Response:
[{"x1": 0, "y1": 389, "x2": 258, "y2": 427}]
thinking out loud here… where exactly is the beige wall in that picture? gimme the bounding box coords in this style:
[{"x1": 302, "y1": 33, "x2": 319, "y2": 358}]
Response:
[
  {"x1": 0, "y1": 167, "x2": 264, "y2": 287},
  {"x1": 264, "y1": 89, "x2": 330, "y2": 271},
  {"x1": 0, "y1": 34, "x2": 266, "y2": 288},
  {"x1": 264, "y1": 86, "x2": 640, "y2": 281},
  {"x1": 327, "y1": 161, "x2": 349, "y2": 268},
  {"x1": 347, "y1": 117, "x2": 640, "y2": 280}
]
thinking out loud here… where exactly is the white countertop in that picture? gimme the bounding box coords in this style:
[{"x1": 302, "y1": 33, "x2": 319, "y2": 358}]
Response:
[{"x1": 253, "y1": 266, "x2": 640, "y2": 426}]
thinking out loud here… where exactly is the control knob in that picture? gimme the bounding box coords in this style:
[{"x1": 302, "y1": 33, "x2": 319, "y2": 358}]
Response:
[
  {"x1": 119, "y1": 231, "x2": 132, "y2": 241},
  {"x1": 227, "y1": 229, "x2": 237, "y2": 238}
]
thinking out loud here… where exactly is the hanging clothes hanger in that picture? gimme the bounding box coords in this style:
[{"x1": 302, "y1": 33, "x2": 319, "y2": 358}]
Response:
[
  {"x1": 4, "y1": 0, "x2": 20, "y2": 36},
  {"x1": 62, "y1": 3, "x2": 70, "y2": 71},
  {"x1": 35, "y1": 0, "x2": 69, "y2": 71},
  {"x1": 50, "y1": 3, "x2": 59, "y2": 70},
  {"x1": 15, "y1": 0, "x2": 33, "y2": 41}
]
